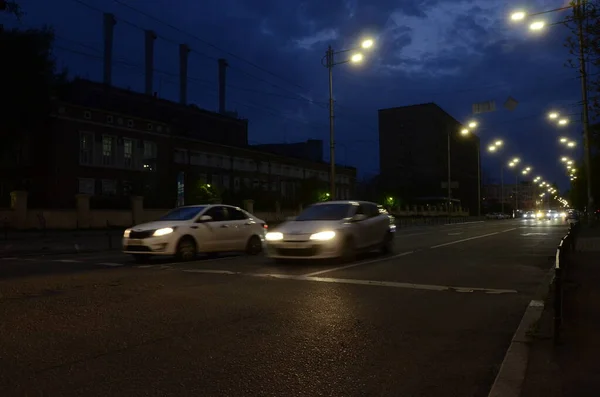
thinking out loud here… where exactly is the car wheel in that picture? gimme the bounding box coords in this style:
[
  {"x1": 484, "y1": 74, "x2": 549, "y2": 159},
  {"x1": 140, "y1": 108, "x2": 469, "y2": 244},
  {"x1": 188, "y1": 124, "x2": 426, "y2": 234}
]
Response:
[
  {"x1": 381, "y1": 231, "x2": 394, "y2": 255},
  {"x1": 245, "y1": 235, "x2": 262, "y2": 255},
  {"x1": 132, "y1": 254, "x2": 150, "y2": 263},
  {"x1": 339, "y1": 237, "x2": 356, "y2": 263},
  {"x1": 176, "y1": 236, "x2": 197, "y2": 261}
]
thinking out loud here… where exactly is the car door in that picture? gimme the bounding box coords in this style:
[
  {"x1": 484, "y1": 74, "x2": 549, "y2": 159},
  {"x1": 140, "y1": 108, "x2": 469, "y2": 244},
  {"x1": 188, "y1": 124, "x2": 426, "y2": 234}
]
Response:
[
  {"x1": 225, "y1": 206, "x2": 255, "y2": 250},
  {"x1": 198, "y1": 206, "x2": 236, "y2": 252},
  {"x1": 364, "y1": 203, "x2": 386, "y2": 246},
  {"x1": 352, "y1": 204, "x2": 374, "y2": 249}
]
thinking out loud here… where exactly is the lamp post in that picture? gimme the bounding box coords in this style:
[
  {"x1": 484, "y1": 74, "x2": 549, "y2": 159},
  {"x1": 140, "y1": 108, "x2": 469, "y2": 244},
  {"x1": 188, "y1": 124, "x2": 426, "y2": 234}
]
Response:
[
  {"x1": 508, "y1": 158, "x2": 521, "y2": 213},
  {"x1": 456, "y1": 125, "x2": 480, "y2": 216},
  {"x1": 487, "y1": 140, "x2": 504, "y2": 214},
  {"x1": 322, "y1": 38, "x2": 374, "y2": 199},
  {"x1": 511, "y1": 2, "x2": 594, "y2": 217}
]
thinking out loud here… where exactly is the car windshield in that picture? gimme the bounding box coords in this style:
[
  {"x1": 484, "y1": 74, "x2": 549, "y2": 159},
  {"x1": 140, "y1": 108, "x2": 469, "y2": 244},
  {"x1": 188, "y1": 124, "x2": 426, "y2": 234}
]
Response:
[
  {"x1": 160, "y1": 206, "x2": 206, "y2": 221},
  {"x1": 295, "y1": 203, "x2": 353, "y2": 221}
]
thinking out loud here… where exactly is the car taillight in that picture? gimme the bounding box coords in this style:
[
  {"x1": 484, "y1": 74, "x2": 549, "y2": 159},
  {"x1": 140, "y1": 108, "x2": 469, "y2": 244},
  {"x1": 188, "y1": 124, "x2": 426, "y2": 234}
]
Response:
[{"x1": 262, "y1": 223, "x2": 268, "y2": 229}]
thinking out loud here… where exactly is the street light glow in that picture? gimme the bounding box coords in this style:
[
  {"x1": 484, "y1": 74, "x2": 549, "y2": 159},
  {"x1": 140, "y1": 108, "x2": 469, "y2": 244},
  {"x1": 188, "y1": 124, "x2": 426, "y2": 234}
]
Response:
[
  {"x1": 488, "y1": 145, "x2": 496, "y2": 152},
  {"x1": 508, "y1": 162, "x2": 515, "y2": 167},
  {"x1": 560, "y1": 137, "x2": 567, "y2": 143},
  {"x1": 461, "y1": 128, "x2": 470, "y2": 135},
  {"x1": 548, "y1": 112, "x2": 559, "y2": 119},
  {"x1": 561, "y1": 157, "x2": 568, "y2": 162},
  {"x1": 512, "y1": 157, "x2": 520, "y2": 163},
  {"x1": 567, "y1": 160, "x2": 573, "y2": 165},
  {"x1": 530, "y1": 21, "x2": 546, "y2": 30},
  {"x1": 525, "y1": 167, "x2": 531, "y2": 171},
  {"x1": 567, "y1": 141, "x2": 576, "y2": 147},
  {"x1": 468, "y1": 121, "x2": 478, "y2": 128},
  {"x1": 558, "y1": 118, "x2": 569, "y2": 125},
  {"x1": 511, "y1": 11, "x2": 526, "y2": 21},
  {"x1": 495, "y1": 140, "x2": 503, "y2": 146},
  {"x1": 350, "y1": 53, "x2": 364, "y2": 63},
  {"x1": 361, "y1": 39, "x2": 374, "y2": 49}
]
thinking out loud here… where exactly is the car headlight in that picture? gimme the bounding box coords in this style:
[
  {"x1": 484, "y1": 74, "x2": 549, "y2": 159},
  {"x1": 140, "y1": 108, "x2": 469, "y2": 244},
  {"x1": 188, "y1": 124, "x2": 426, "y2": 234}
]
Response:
[
  {"x1": 310, "y1": 231, "x2": 336, "y2": 241},
  {"x1": 265, "y1": 232, "x2": 284, "y2": 241},
  {"x1": 123, "y1": 229, "x2": 131, "y2": 238},
  {"x1": 560, "y1": 213, "x2": 566, "y2": 217},
  {"x1": 153, "y1": 227, "x2": 174, "y2": 237},
  {"x1": 536, "y1": 212, "x2": 543, "y2": 218}
]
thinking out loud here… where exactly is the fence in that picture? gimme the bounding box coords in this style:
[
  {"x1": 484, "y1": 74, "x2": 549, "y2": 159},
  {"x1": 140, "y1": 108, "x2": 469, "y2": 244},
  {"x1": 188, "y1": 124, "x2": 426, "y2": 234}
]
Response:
[{"x1": 553, "y1": 221, "x2": 580, "y2": 344}]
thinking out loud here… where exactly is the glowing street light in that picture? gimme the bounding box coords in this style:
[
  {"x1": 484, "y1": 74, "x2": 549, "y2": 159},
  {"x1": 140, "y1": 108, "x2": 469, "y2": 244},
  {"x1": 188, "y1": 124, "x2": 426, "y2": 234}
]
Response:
[
  {"x1": 461, "y1": 128, "x2": 470, "y2": 135},
  {"x1": 361, "y1": 39, "x2": 374, "y2": 49},
  {"x1": 530, "y1": 21, "x2": 546, "y2": 30},
  {"x1": 494, "y1": 140, "x2": 503, "y2": 146},
  {"x1": 350, "y1": 53, "x2": 363, "y2": 63},
  {"x1": 468, "y1": 121, "x2": 478, "y2": 129},
  {"x1": 511, "y1": 11, "x2": 526, "y2": 21},
  {"x1": 558, "y1": 118, "x2": 569, "y2": 126},
  {"x1": 488, "y1": 145, "x2": 497, "y2": 152},
  {"x1": 561, "y1": 157, "x2": 568, "y2": 162},
  {"x1": 548, "y1": 112, "x2": 559, "y2": 119},
  {"x1": 567, "y1": 141, "x2": 576, "y2": 147},
  {"x1": 559, "y1": 137, "x2": 567, "y2": 143},
  {"x1": 567, "y1": 160, "x2": 573, "y2": 165}
]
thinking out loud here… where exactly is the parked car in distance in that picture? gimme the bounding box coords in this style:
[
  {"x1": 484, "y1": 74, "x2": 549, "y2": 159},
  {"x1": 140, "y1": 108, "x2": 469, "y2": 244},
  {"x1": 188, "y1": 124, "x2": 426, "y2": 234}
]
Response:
[
  {"x1": 264, "y1": 200, "x2": 395, "y2": 261},
  {"x1": 122, "y1": 204, "x2": 267, "y2": 262}
]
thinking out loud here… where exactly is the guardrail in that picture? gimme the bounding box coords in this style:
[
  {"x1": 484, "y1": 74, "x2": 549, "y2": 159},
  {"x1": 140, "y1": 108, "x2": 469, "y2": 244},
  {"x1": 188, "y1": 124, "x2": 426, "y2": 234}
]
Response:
[{"x1": 553, "y1": 221, "x2": 580, "y2": 344}]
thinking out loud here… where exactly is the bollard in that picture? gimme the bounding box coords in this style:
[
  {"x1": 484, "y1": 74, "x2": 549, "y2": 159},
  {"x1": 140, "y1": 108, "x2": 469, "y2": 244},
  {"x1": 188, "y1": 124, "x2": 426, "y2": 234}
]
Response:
[{"x1": 554, "y1": 244, "x2": 563, "y2": 344}]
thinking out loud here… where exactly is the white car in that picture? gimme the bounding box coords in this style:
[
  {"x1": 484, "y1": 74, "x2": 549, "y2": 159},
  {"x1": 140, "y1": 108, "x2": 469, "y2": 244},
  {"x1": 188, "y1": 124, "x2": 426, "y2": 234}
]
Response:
[
  {"x1": 122, "y1": 204, "x2": 267, "y2": 262},
  {"x1": 264, "y1": 200, "x2": 396, "y2": 261}
]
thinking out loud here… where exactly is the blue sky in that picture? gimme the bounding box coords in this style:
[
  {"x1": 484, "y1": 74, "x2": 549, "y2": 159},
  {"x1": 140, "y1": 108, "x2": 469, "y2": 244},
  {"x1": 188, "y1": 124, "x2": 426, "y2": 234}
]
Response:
[{"x1": 4, "y1": 0, "x2": 588, "y2": 191}]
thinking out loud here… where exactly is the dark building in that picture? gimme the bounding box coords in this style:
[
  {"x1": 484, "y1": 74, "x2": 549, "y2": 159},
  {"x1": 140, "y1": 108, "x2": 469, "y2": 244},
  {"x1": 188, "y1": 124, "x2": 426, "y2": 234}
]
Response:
[
  {"x1": 378, "y1": 103, "x2": 480, "y2": 214},
  {"x1": 252, "y1": 140, "x2": 323, "y2": 163},
  {"x1": 0, "y1": 79, "x2": 356, "y2": 210}
]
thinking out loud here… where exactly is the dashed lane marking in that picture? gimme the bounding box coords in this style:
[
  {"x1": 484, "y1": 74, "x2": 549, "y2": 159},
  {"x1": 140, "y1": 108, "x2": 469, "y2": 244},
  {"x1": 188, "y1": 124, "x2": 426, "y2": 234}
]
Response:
[
  {"x1": 430, "y1": 228, "x2": 517, "y2": 249},
  {"x1": 181, "y1": 269, "x2": 518, "y2": 294},
  {"x1": 301, "y1": 251, "x2": 415, "y2": 277}
]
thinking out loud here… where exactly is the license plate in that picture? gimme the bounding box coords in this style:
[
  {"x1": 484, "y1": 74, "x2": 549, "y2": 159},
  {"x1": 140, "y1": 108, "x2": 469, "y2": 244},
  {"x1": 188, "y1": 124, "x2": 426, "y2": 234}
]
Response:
[
  {"x1": 281, "y1": 243, "x2": 308, "y2": 249},
  {"x1": 128, "y1": 239, "x2": 143, "y2": 245}
]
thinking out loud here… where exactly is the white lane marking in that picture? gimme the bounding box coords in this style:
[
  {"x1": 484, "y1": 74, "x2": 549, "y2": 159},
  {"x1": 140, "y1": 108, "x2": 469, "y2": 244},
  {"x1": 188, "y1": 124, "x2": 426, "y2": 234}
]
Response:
[
  {"x1": 52, "y1": 259, "x2": 82, "y2": 263},
  {"x1": 97, "y1": 262, "x2": 124, "y2": 267},
  {"x1": 430, "y1": 228, "x2": 517, "y2": 249},
  {"x1": 301, "y1": 251, "x2": 415, "y2": 277},
  {"x1": 448, "y1": 232, "x2": 463, "y2": 236},
  {"x1": 521, "y1": 233, "x2": 549, "y2": 236},
  {"x1": 443, "y1": 221, "x2": 485, "y2": 226},
  {"x1": 182, "y1": 269, "x2": 518, "y2": 294}
]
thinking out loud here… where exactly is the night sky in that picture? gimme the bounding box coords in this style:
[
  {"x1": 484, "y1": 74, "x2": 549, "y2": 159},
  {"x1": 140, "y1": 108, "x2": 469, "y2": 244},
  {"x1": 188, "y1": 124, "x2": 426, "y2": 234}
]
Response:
[{"x1": 5, "y1": 0, "x2": 589, "y2": 192}]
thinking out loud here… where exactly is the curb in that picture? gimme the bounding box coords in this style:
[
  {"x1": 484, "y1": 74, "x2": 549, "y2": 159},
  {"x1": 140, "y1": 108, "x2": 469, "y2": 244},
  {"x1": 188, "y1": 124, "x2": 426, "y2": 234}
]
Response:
[{"x1": 487, "y1": 268, "x2": 555, "y2": 397}]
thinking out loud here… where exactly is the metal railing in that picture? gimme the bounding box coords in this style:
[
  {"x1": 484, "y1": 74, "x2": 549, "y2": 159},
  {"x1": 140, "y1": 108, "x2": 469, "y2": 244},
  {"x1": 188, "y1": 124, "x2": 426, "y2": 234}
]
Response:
[{"x1": 553, "y1": 221, "x2": 580, "y2": 344}]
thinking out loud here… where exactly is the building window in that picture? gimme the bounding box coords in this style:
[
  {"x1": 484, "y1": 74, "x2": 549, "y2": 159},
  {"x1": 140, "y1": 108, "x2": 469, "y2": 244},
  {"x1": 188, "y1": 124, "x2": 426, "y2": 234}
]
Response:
[
  {"x1": 123, "y1": 139, "x2": 133, "y2": 168},
  {"x1": 84, "y1": 110, "x2": 91, "y2": 119},
  {"x1": 102, "y1": 135, "x2": 114, "y2": 166},
  {"x1": 78, "y1": 178, "x2": 95, "y2": 195},
  {"x1": 79, "y1": 132, "x2": 93, "y2": 165},
  {"x1": 101, "y1": 179, "x2": 117, "y2": 195},
  {"x1": 143, "y1": 141, "x2": 157, "y2": 171}
]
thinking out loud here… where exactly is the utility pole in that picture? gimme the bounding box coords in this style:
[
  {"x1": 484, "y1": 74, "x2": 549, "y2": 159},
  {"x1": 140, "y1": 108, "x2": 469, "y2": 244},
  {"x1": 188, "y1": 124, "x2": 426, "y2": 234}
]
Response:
[
  {"x1": 447, "y1": 130, "x2": 452, "y2": 215},
  {"x1": 575, "y1": 0, "x2": 594, "y2": 218},
  {"x1": 500, "y1": 165, "x2": 504, "y2": 214},
  {"x1": 327, "y1": 46, "x2": 336, "y2": 199}
]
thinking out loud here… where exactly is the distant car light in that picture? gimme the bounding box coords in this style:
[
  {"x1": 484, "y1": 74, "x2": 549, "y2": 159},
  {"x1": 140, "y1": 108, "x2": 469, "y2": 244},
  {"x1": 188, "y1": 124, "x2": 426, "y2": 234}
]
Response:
[
  {"x1": 265, "y1": 232, "x2": 283, "y2": 241},
  {"x1": 153, "y1": 227, "x2": 174, "y2": 237},
  {"x1": 536, "y1": 212, "x2": 543, "y2": 218},
  {"x1": 309, "y1": 231, "x2": 336, "y2": 241}
]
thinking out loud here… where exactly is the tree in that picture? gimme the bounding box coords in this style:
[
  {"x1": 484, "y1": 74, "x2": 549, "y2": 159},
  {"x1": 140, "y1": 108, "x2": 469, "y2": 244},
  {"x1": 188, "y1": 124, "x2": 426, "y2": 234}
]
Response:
[
  {"x1": 1, "y1": 1, "x2": 24, "y2": 19},
  {"x1": 0, "y1": 26, "x2": 67, "y2": 189}
]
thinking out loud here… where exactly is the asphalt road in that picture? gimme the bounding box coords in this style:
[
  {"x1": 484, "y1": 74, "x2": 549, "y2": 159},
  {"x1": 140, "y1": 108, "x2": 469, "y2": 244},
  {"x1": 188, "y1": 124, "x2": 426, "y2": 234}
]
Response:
[{"x1": 0, "y1": 219, "x2": 568, "y2": 396}]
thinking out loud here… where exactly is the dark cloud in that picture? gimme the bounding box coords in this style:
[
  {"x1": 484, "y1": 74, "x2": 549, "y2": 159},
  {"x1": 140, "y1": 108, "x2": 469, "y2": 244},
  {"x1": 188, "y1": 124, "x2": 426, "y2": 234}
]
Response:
[{"x1": 13, "y1": 0, "x2": 585, "y2": 186}]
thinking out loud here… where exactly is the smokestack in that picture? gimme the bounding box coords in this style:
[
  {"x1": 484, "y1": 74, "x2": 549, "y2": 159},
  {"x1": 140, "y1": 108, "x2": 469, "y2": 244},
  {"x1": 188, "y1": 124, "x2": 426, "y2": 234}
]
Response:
[
  {"x1": 144, "y1": 30, "x2": 156, "y2": 96},
  {"x1": 218, "y1": 58, "x2": 228, "y2": 114},
  {"x1": 179, "y1": 44, "x2": 190, "y2": 105},
  {"x1": 103, "y1": 13, "x2": 116, "y2": 86}
]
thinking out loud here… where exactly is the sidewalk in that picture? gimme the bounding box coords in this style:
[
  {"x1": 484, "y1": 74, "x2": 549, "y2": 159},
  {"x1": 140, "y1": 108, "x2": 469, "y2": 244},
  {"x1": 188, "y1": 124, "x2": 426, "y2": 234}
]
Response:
[
  {"x1": 0, "y1": 229, "x2": 123, "y2": 256},
  {"x1": 520, "y1": 225, "x2": 600, "y2": 397}
]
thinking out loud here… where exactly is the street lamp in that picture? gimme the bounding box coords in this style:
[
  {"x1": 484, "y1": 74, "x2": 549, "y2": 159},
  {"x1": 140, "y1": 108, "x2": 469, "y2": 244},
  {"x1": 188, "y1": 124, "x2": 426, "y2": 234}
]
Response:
[
  {"x1": 548, "y1": 111, "x2": 559, "y2": 119},
  {"x1": 530, "y1": 21, "x2": 546, "y2": 30},
  {"x1": 322, "y1": 38, "x2": 374, "y2": 198},
  {"x1": 487, "y1": 140, "x2": 506, "y2": 214},
  {"x1": 558, "y1": 118, "x2": 569, "y2": 126},
  {"x1": 455, "y1": 126, "x2": 481, "y2": 216}
]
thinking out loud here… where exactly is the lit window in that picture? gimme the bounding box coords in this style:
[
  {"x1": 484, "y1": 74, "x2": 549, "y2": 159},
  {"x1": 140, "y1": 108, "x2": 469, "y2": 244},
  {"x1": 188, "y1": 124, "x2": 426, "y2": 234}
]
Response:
[
  {"x1": 123, "y1": 139, "x2": 133, "y2": 167},
  {"x1": 102, "y1": 136, "x2": 114, "y2": 165}
]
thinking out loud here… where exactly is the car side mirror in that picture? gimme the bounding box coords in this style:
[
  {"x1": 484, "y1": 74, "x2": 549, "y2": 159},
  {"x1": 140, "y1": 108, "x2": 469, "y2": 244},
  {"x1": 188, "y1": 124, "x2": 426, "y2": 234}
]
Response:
[
  {"x1": 197, "y1": 215, "x2": 212, "y2": 222},
  {"x1": 352, "y1": 214, "x2": 367, "y2": 222}
]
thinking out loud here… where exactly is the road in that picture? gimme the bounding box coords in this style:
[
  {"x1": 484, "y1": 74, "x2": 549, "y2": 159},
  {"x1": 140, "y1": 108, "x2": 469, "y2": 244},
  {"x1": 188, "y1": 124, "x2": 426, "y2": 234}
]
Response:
[{"x1": 0, "y1": 219, "x2": 567, "y2": 396}]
